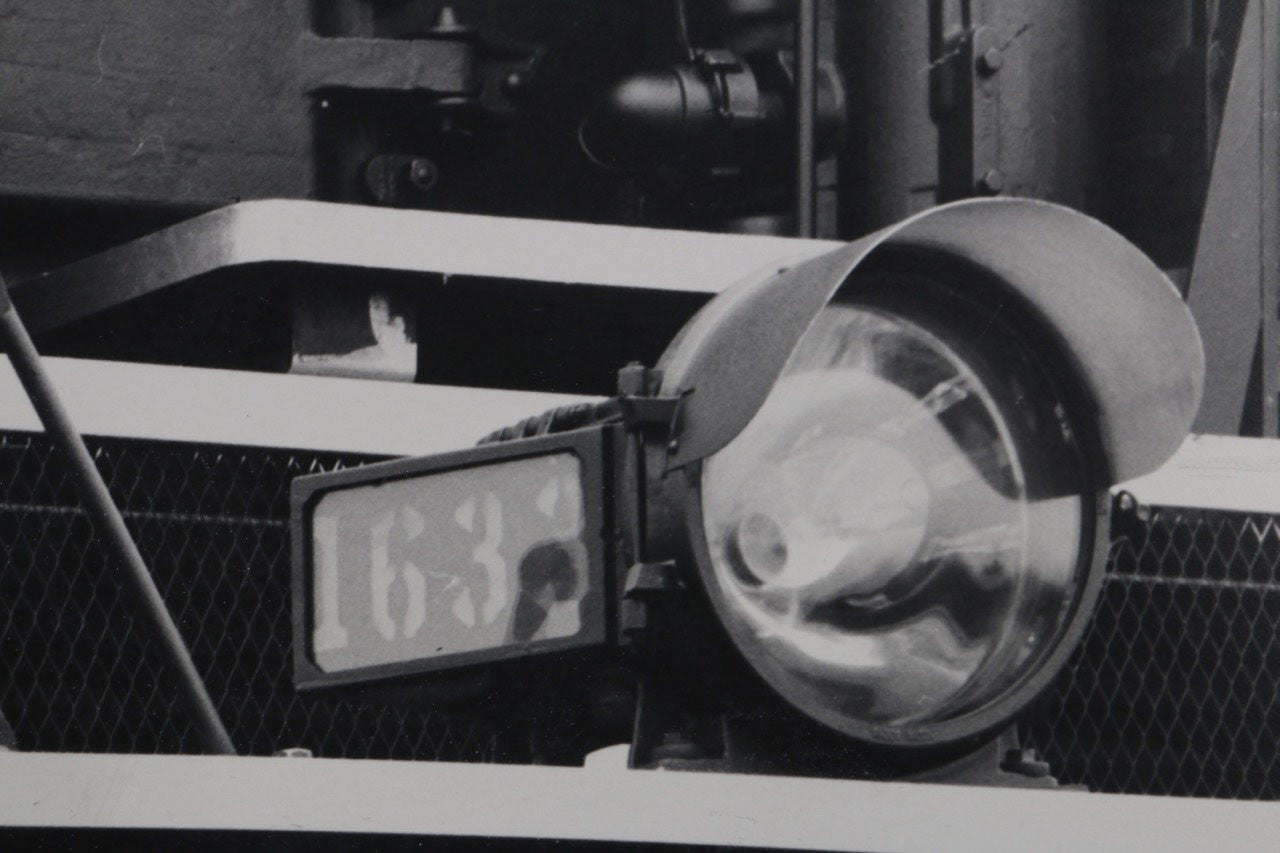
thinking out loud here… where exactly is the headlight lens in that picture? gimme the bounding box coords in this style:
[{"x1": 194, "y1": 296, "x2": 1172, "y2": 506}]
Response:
[{"x1": 698, "y1": 302, "x2": 1090, "y2": 742}]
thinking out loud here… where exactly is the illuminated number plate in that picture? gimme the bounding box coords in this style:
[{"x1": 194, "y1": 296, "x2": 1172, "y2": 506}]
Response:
[{"x1": 291, "y1": 428, "x2": 610, "y2": 690}]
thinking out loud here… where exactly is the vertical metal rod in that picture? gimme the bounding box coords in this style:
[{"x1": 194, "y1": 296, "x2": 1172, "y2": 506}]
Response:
[
  {"x1": 1262, "y1": 0, "x2": 1280, "y2": 436},
  {"x1": 795, "y1": 0, "x2": 819, "y2": 237},
  {"x1": 0, "y1": 280, "x2": 236, "y2": 755}
]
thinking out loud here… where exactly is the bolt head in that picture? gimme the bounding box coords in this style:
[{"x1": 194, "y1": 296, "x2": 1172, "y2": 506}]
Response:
[
  {"x1": 976, "y1": 168, "x2": 1005, "y2": 195},
  {"x1": 977, "y1": 47, "x2": 1004, "y2": 74},
  {"x1": 502, "y1": 70, "x2": 529, "y2": 100},
  {"x1": 274, "y1": 747, "x2": 313, "y2": 758},
  {"x1": 408, "y1": 159, "x2": 439, "y2": 192}
]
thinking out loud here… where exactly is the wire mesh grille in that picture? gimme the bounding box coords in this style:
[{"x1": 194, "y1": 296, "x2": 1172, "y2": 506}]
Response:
[
  {"x1": 1021, "y1": 505, "x2": 1280, "y2": 799},
  {"x1": 0, "y1": 431, "x2": 500, "y2": 760},
  {"x1": 3, "y1": 427, "x2": 1279, "y2": 796}
]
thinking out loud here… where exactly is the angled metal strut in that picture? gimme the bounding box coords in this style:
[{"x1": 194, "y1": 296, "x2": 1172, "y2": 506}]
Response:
[{"x1": 0, "y1": 274, "x2": 235, "y2": 755}]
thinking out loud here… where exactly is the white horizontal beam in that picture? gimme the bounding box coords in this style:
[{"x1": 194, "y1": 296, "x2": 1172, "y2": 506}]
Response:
[
  {"x1": 16, "y1": 200, "x2": 841, "y2": 335},
  {"x1": 6, "y1": 359, "x2": 1277, "y2": 515},
  {"x1": 221, "y1": 199, "x2": 840, "y2": 292},
  {"x1": 1116, "y1": 433, "x2": 1280, "y2": 514},
  {"x1": 0, "y1": 357, "x2": 591, "y2": 456},
  {"x1": 0, "y1": 752, "x2": 1274, "y2": 852}
]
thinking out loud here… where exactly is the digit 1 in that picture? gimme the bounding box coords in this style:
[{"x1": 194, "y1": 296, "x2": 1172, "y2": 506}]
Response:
[{"x1": 312, "y1": 513, "x2": 349, "y2": 653}]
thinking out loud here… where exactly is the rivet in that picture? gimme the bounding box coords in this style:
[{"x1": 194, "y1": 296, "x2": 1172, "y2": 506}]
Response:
[
  {"x1": 977, "y1": 47, "x2": 1004, "y2": 74},
  {"x1": 976, "y1": 168, "x2": 1005, "y2": 195}
]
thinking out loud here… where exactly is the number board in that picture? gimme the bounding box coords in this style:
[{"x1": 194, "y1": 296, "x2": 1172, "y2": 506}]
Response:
[{"x1": 291, "y1": 426, "x2": 612, "y2": 691}]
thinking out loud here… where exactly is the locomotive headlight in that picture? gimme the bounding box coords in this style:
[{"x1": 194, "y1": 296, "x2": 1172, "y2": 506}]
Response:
[
  {"x1": 695, "y1": 302, "x2": 1091, "y2": 744},
  {"x1": 650, "y1": 197, "x2": 1204, "y2": 749},
  {"x1": 291, "y1": 196, "x2": 1204, "y2": 769}
]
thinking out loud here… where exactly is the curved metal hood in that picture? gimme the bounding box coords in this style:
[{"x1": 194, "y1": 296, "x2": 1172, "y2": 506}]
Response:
[{"x1": 657, "y1": 197, "x2": 1204, "y2": 485}]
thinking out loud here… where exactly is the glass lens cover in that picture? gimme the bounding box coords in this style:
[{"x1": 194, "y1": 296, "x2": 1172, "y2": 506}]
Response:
[{"x1": 699, "y1": 304, "x2": 1085, "y2": 735}]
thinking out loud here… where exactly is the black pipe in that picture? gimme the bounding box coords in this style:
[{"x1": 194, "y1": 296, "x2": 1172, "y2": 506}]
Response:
[
  {"x1": 795, "y1": 0, "x2": 818, "y2": 237},
  {"x1": 0, "y1": 277, "x2": 236, "y2": 755}
]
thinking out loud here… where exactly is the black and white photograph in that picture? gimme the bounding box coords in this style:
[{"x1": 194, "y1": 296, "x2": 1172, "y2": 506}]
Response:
[{"x1": 0, "y1": 1, "x2": 1277, "y2": 850}]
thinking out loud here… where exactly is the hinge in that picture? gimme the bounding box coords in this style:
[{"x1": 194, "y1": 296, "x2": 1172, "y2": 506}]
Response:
[
  {"x1": 620, "y1": 560, "x2": 680, "y2": 641},
  {"x1": 615, "y1": 362, "x2": 691, "y2": 444}
]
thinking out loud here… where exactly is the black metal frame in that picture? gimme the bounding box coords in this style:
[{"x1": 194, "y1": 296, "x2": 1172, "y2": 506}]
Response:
[{"x1": 290, "y1": 424, "x2": 616, "y2": 692}]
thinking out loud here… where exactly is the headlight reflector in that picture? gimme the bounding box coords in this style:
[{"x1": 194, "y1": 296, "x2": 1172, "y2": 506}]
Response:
[{"x1": 697, "y1": 299, "x2": 1092, "y2": 744}]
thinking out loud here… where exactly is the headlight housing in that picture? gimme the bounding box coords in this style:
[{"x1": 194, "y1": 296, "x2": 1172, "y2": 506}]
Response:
[
  {"x1": 684, "y1": 262, "x2": 1105, "y2": 746},
  {"x1": 649, "y1": 198, "x2": 1202, "y2": 752}
]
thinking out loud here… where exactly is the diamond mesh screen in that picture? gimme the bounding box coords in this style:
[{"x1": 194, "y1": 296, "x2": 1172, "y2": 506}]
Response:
[
  {"x1": 1021, "y1": 505, "x2": 1280, "y2": 799},
  {"x1": 0, "y1": 431, "x2": 500, "y2": 760},
  {"x1": 3, "y1": 427, "x2": 1279, "y2": 796}
]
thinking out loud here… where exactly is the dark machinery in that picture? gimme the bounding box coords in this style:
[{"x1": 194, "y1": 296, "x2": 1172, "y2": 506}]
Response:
[{"x1": 0, "y1": 1, "x2": 1269, "y2": 432}]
